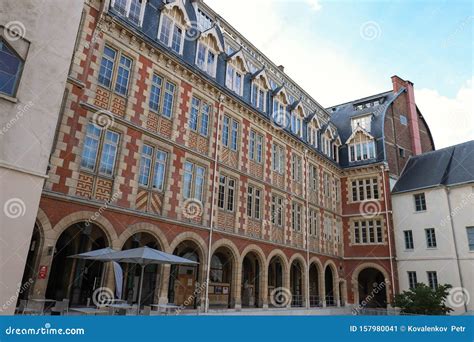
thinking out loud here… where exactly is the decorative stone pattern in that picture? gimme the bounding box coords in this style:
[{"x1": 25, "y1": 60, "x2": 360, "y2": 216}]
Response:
[{"x1": 95, "y1": 177, "x2": 113, "y2": 201}]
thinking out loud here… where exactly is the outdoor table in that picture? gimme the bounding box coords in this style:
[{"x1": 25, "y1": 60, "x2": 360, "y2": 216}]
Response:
[
  {"x1": 69, "y1": 307, "x2": 109, "y2": 316},
  {"x1": 106, "y1": 303, "x2": 135, "y2": 315},
  {"x1": 151, "y1": 304, "x2": 180, "y2": 314}
]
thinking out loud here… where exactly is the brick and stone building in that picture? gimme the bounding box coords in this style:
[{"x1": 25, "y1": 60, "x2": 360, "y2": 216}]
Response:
[{"x1": 12, "y1": 0, "x2": 436, "y2": 312}]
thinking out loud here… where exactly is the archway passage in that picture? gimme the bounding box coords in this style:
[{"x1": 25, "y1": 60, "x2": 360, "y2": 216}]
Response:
[
  {"x1": 46, "y1": 223, "x2": 108, "y2": 305},
  {"x1": 309, "y1": 264, "x2": 321, "y2": 307},
  {"x1": 357, "y1": 268, "x2": 387, "y2": 308},
  {"x1": 290, "y1": 260, "x2": 304, "y2": 307},
  {"x1": 241, "y1": 253, "x2": 261, "y2": 308},
  {"x1": 325, "y1": 266, "x2": 336, "y2": 306},
  {"x1": 168, "y1": 241, "x2": 201, "y2": 308},
  {"x1": 267, "y1": 256, "x2": 283, "y2": 307},
  {"x1": 122, "y1": 232, "x2": 160, "y2": 306},
  {"x1": 209, "y1": 247, "x2": 234, "y2": 308},
  {"x1": 18, "y1": 224, "x2": 42, "y2": 301}
]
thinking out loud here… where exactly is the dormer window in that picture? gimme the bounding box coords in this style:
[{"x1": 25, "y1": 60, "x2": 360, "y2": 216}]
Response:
[
  {"x1": 351, "y1": 114, "x2": 372, "y2": 132},
  {"x1": 290, "y1": 103, "x2": 305, "y2": 138},
  {"x1": 111, "y1": 0, "x2": 147, "y2": 26},
  {"x1": 251, "y1": 69, "x2": 270, "y2": 112},
  {"x1": 226, "y1": 65, "x2": 242, "y2": 95},
  {"x1": 271, "y1": 87, "x2": 289, "y2": 127},
  {"x1": 158, "y1": 3, "x2": 190, "y2": 55},
  {"x1": 346, "y1": 128, "x2": 376, "y2": 162},
  {"x1": 196, "y1": 29, "x2": 223, "y2": 78}
]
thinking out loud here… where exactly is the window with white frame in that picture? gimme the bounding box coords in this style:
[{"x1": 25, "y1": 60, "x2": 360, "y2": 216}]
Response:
[
  {"x1": 349, "y1": 139, "x2": 376, "y2": 162},
  {"x1": 272, "y1": 143, "x2": 285, "y2": 174},
  {"x1": 251, "y1": 82, "x2": 267, "y2": 112},
  {"x1": 196, "y1": 9, "x2": 212, "y2": 31},
  {"x1": 414, "y1": 193, "x2": 427, "y2": 211},
  {"x1": 323, "y1": 172, "x2": 331, "y2": 198},
  {"x1": 189, "y1": 97, "x2": 211, "y2": 137},
  {"x1": 353, "y1": 219, "x2": 383, "y2": 244},
  {"x1": 148, "y1": 73, "x2": 176, "y2": 119},
  {"x1": 309, "y1": 209, "x2": 319, "y2": 236},
  {"x1": 425, "y1": 228, "x2": 437, "y2": 248},
  {"x1": 218, "y1": 175, "x2": 236, "y2": 212},
  {"x1": 271, "y1": 195, "x2": 284, "y2": 227},
  {"x1": 427, "y1": 271, "x2": 438, "y2": 290},
  {"x1": 408, "y1": 271, "x2": 417, "y2": 289},
  {"x1": 247, "y1": 185, "x2": 262, "y2": 220},
  {"x1": 404, "y1": 230, "x2": 414, "y2": 249},
  {"x1": 334, "y1": 179, "x2": 340, "y2": 203},
  {"x1": 351, "y1": 115, "x2": 372, "y2": 132},
  {"x1": 183, "y1": 161, "x2": 205, "y2": 201},
  {"x1": 196, "y1": 39, "x2": 217, "y2": 77},
  {"x1": 272, "y1": 98, "x2": 286, "y2": 126},
  {"x1": 221, "y1": 115, "x2": 239, "y2": 151},
  {"x1": 111, "y1": 0, "x2": 146, "y2": 26},
  {"x1": 98, "y1": 46, "x2": 133, "y2": 97},
  {"x1": 292, "y1": 202, "x2": 302, "y2": 232},
  {"x1": 307, "y1": 125, "x2": 318, "y2": 148},
  {"x1": 309, "y1": 164, "x2": 318, "y2": 192},
  {"x1": 351, "y1": 177, "x2": 379, "y2": 202},
  {"x1": 290, "y1": 110, "x2": 303, "y2": 137},
  {"x1": 138, "y1": 144, "x2": 167, "y2": 191},
  {"x1": 158, "y1": 11, "x2": 185, "y2": 54},
  {"x1": 80, "y1": 123, "x2": 120, "y2": 177},
  {"x1": 291, "y1": 153, "x2": 302, "y2": 183},
  {"x1": 249, "y1": 130, "x2": 263, "y2": 163},
  {"x1": 321, "y1": 133, "x2": 332, "y2": 158},
  {"x1": 226, "y1": 64, "x2": 243, "y2": 96}
]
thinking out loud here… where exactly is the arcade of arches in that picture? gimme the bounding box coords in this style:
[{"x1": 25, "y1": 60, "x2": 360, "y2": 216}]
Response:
[{"x1": 19, "y1": 218, "x2": 391, "y2": 310}]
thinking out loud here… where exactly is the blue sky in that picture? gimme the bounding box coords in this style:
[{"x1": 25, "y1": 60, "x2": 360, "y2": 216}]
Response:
[{"x1": 207, "y1": 0, "x2": 473, "y2": 148}]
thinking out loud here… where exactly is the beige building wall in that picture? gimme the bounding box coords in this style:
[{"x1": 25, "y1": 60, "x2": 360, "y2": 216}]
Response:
[
  {"x1": 392, "y1": 185, "x2": 474, "y2": 314},
  {"x1": 0, "y1": 0, "x2": 83, "y2": 314}
]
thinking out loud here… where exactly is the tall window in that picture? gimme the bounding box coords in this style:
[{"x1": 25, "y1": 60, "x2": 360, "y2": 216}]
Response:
[
  {"x1": 80, "y1": 123, "x2": 120, "y2": 177},
  {"x1": 222, "y1": 115, "x2": 239, "y2": 151},
  {"x1": 309, "y1": 164, "x2": 318, "y2": 192},
  {"x1": 251, "y1": 83, "x2": 266, "y2": 112},
  {"x1": 353, "y1": 219, "x2": 383, "y2": 244},
  {"x1": 425, "y1": 228, "x2": 437, "y2": 248},
  {"x1": 218, "y1": 175, "x2": 236, "y2": 211},
  {"x1": 414, "y1": 193, "x2": 427, "y2": 211},
  {"x1": 351, "y1": 178, "x2": 379, "y2": 202},
  {"x1": 467, "y1": 227, "x2": 474, "y2": 251},
  {"x1": 189, "y1": 97, "x2": 211, "y2": 137},
  {"x1": 309, "y1": 209, "x2": 319, "y2": 236},
  {"x1": 247, "y1": 186, "x2": 262, "y2": 220},
  {"x1": 272, "y1": 144, "x2": 285, "y2": 174},
  {"x1": 323, "y1": 172, "x2": 331, "y2": 198},
  {"x1": 290, "y1": 112, "x2": 303, "y2": 137},
  {"x1": 183, "y1": 161, "x2": 205, "y2": 201},
  {"x1": 291, "y1": 154, "x2": 302, "y2": 183},
  {"x1": 427, "y1": 271, "x2": 438, "y2": 290},
  {"x1": 111, "y1": 0, "x2": 146, "y2": 26},
  {"x1": 249, "y1": 130, "x2": 263, "y2": 163},
  {"x1": 148, "y1": 74, "x2": 176, "y2": 118},
  {"x1": 158, "y1": 12, "x2": 185, "y2": 54},
  {"x1": 272, "y1": 99, "x2": 286, "y2": 126},
  {"x1": 0, "y1": 38, "x2": 24, "y2": 97},
  {"x1": 407, "y1": 271, "x2": 417, "y2": 289},
  {"x1": 196, "y1": 41, "x2": 217, "y2": 77},
  {"x1": 226, "y1": 65, "x2": 243, "y2": 95},
  {"x1": 292, "y1": 202, "x2": 302, "y2": 232},
  {"x1": 307, "y1": 126, "x2": 318, "y2": 148},
  {"x1": 404, "y1": 230, "x2": 414, "y2": 250},
  {"x1": 138, "y1": 144, "x2": 167, "y2": 191},
  {"x1": 98, "y1": 46, "x2": 132, "y2": 97},
  {"x1": 349, "y1": 140, "x2": 376, "y2": 162},
  {"x1": 271, "y1": 195, "x2": 284, "y2": 227}
]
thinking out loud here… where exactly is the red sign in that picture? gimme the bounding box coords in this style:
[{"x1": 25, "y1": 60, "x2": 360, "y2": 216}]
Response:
[{"x1": 38, "y1": 265, "x2": 48, "y2": 279}]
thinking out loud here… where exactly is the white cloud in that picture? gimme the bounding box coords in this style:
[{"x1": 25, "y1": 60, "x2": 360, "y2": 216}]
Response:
[
  {"x1": 306, "y1": 0, "x2": 322, "y2": 11},
  {"x1": 416, "y1": 78, "x2": 474, "y2": 149}
]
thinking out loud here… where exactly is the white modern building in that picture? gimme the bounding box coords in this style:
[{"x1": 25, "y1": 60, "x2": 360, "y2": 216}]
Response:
[
  {"x1": 392, "y1": 140, "x2": 474, "y2": 314},
  {"x1": 0, "y1": 0, "x2": 83, "y2": 314}
]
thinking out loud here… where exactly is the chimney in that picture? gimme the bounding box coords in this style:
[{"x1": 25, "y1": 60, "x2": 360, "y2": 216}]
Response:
[
  {"x1": 277, "y1": 65, "x2": 285, "y2": 73},
  {"x1": 391, "y1": 75, "x2": 422, "y2": 155}
]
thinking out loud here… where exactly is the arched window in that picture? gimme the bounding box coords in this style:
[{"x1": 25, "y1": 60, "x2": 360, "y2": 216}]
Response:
[
  {"x1": 111, "y1": 0, "x2": 147, "y2": 26},
  {"x1": 0, "y1": 39, "x2": 23, "y2": 97},
  {"x1": 346, "y1": 127, "x2": 376, "y2": 162},
  {"x1": 290, "y1": 103, "x2": 305, "y2": 138},
  {"x1": 195, "y1": 28, "x2": 223, "y2": 77},
  {"x1": 157, "y1": 2, "x2": 190, "y2": 55},
  {"x1": 271, "y1": 87, "x2": 289, "y2": 126},
  {"x1": 225, "y1": 51, "x2": 248, "y2": 96},
  {"x1": 251, "y1": 70, "x2": 270, "y2": 112}
]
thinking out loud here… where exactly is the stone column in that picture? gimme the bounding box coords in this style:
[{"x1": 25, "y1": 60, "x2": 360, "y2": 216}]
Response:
[{"x1": 158, "y1": 265, "x2": 170, "y2": 305}]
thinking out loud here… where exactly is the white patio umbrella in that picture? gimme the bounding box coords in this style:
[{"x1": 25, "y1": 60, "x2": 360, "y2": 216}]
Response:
[{"x1": 89, "y1": 246, "x2": 198, "y2": 314}]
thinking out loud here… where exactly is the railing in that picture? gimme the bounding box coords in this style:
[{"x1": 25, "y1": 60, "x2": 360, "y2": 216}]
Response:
[
  {"x1": 291, "y1": 295, "x2": 304, "y2": 307},
  {"x1": 309, "y1": 295, "x2": 322, "y2": 307}
]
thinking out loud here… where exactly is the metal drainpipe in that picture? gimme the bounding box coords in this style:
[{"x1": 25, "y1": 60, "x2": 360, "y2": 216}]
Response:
[
  {"x1": 204, "y1": 94, "x2": 225, "y2": 313},
  {"x1": 445, "y1": 187, "x2": 468, "y2": 313},
  {"x1": 381, "y1": 164, "x2": 396, "y2": 300},
  {"x1": 304, "y1": 149, "x2": 310, "y2": 309}
]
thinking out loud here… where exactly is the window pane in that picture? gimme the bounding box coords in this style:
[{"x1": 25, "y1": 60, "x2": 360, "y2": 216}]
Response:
[
  {"x1": 171, "y1": 25, "x2": 182, "y2": 53},
  {"x1": 114, "y1": 55, "x2": 132, "y2": 96},
  {"x1": 129, "y1": 0, "x2": 142, "y2": 25},
  {"x1": 194, "y1": 166, "x2": 205, "y2": 201},
  {"x1": 159, "y1": 15, "x2": 172, "y2": 46},
  {"x1": 138, "y1": 144, "x2": 153, "y2": 186},
  {"x1": 183, "y1": 162, "x2": 193, "y2": 199},
  {"x1": 222, "y1": 116, "x2": 229, "y2": 146},
  {"x1": 98, "y1": 46, "x2": 116, "y2": 88},
  {"x1": 162, "y1": 81, "x2": 175, "y2": 118},
  {"x1": 80, "y1": 124, "x2": 101, "y2": 171},
  {"x1": 149, "y1": 74, "x2": 162, "y2": 112},
  {"x1": 189, "y1": 97, "x2": 200, "y2": 131},
  {"x1": 153, "y1": 150, "x2": 167, "y2": 191},
  {"x1": 231, "y1": 120, "x2": 238, "y2": 150},
  {"x1": 200, "y1": 103, "x2": 210, "y2": 136},
  {"x1": 99, "y1": 131, "x2": 120, "y2": 176}
]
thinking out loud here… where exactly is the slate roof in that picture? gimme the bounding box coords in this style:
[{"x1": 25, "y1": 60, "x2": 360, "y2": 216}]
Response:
[{"x1": 392, "y1": 140, "x2": 474, "y2": 193}]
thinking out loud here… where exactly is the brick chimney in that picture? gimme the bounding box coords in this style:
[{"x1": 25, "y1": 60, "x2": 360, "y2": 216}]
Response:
[{"x1": 391, "y1": 75, "x2": 422, "y2": 155}]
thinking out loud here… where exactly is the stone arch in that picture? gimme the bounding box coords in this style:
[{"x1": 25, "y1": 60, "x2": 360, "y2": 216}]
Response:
[
  {"x1": 266, "y1": 249, "x2": 289, "y2": 273},
  {"x1": 323, "y1": 260, "x2": 339, "y2": 307},
  {"x1": 351, "y1": 262, "x2": 391, "y2": 306},
  {"x1": 288, "y1": 253, "x2": 307, "y2": 307},
  {"x1": 115, "y1": 222, "x2": 170, "y2": 251},
  {"x1": 211, "y1": 238, "x2": 240, "y2": 262},
  {"x1": 309, "y1": 256, "x2": 324, "y2": 307},
  {"x1": 168, "y1": 232, "x2": 207, "y2": 261},
  {"x1": 239, "y1": 244, "x2": 267, "y2": 308}
]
